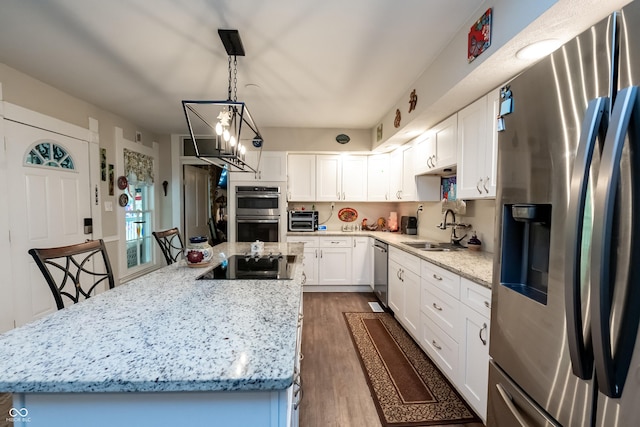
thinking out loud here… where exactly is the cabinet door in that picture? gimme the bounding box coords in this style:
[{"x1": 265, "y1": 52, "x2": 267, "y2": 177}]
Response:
[
  {"x1": 401, "y1": 268, "x2": 420, "y2": 338},
  {"x1": 342, "y1": 156, "x2": 368, "y2": 201},
  {"x1": 400, "y1": 145, "x2": 416, "y2": 201},
  {"x1": 367, "y1": 154, "x2": 390, "y2": 201},
  {"x1": 256, "y1": 151, "x2": 287, "y2": 181},
  {"x1": 484, "y1": 88, "x2": 500, "y2": 198},
  {"x1": 316, "y1": 155, "x2": 341, "y2": 201},
  {"x1": 302, "y1": 247, "x2": 319, "y2": 286},
  {"x1": 458, "y1": 303, "x2": 490, "y2": 422},
  {"x1": 413, "y1": 133, "x2": 436, "y2": 175},
  {"x1": 389, "y1": 149, "x2": 403, "y2": 200},
  {"x1": 351, "y1": 237, "x2": 371, "y2": 286},
  {"x1": 319, "y1": 247, "x2": 352, "y2": 285},
  {"x1": 287, "y1": 154, "x2": 316, "y2": 201},
  {"x1": 388, "y1": 259, "x2": 403, "y2": 315},
  {"x1": 457, "y1": 96, "x2": 488, "y2": 199},
  {"x1": 434, "y1": 114, "x2": 457, "y2": 170}
]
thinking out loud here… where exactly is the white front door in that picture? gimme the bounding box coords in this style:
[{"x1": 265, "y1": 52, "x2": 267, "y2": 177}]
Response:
[
  {"x1": 6, "y1": 120, "x2": 92, "y2": 326},
  {"x1": 183, "y1": 165, "x2": 210, "y2": 241}
]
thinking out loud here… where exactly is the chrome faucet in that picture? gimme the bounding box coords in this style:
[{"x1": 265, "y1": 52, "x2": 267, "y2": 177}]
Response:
[{"x1": 438, "y1": 209, "x2": 469, "y2": 245}]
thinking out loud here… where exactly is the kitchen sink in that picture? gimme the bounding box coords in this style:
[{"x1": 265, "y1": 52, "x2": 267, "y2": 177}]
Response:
[{"x1": 401, "y1": 241, "x2": 465, "y2": 251}]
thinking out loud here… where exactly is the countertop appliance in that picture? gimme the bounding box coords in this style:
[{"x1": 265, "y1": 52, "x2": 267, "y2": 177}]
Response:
[
  {"x1": 373, "y1": 240, "x2": 388, "y2": 308},
  {"x1": 198, "y1": 253, "x2": 296, "y2": 280},
  {"x1": 400, "y1": 216, "x2": 417, "y2": 235},
  {"x1": 288, "y1": 210, "x2": 318, "y2": 232},
  {"x1": 235, "y1": 186, "x2": 281, "y2": 242},
  {"x1": 488, "y1": 3, "x2": 640, "y2": 426}
]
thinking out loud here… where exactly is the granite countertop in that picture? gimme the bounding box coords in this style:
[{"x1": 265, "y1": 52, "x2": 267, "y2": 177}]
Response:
[
  {"x1": 288, "y1": 231, "x2": 494, "y2": 288},
  {"x1": 0, "y1": 242, "x2": 304, "y2": 394}
]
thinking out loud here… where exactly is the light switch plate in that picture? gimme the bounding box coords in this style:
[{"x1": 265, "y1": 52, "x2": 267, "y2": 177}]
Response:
[{"x1": 104, "y1": 201, "x2": 113, "y2": 212}]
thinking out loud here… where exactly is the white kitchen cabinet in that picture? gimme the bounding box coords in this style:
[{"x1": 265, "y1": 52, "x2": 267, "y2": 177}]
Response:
[
  {"x1": 415, "y1": 114, "x2": 457, "y2": 174},
  {"x1": 286, "y1": 236, "x2": 319, "y2": 286},
  {"x1": 389, "y1": 144, "x2": 416, "y2": 201},
  {"x1": 316, "y1": 154, "x2": 367, "y2": 201},
  {"x1": 230, "y1": 151, "x2": 287, "y2": 182},
  {"x1": 456, "y1": 88, "x2": 499, "y2": 199},
  {"x1": 458, "y1": 278, "x2": 491, "y2": 422},
  {"x1": 351, "y1": 236, "x2": 372, "y2": 286},
  {"x1": 367, "y1": 154, "x2": 390, "y2": 201},
  {"x1": 287, "y1": 154, "x2": 316, "y2": 201},
  {"x1": 388, "y1": 247, "x2": 420, "y2": 338},
  {"x1": 318, "y1": 237, "x2": 352, "y2": 285}
]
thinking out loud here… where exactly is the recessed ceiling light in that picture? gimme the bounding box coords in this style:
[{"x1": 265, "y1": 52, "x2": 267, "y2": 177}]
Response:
[
  {"x1": 516, "y1": 39, "x2": 561, "y2": 60},
  {"x1": 244, "y1": 83, "x2": 261, "y2": 89}
]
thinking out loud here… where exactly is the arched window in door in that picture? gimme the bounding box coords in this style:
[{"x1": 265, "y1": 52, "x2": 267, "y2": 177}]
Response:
[{"x1": 25, "y1": 141, "x2": 75, "y2": 170}]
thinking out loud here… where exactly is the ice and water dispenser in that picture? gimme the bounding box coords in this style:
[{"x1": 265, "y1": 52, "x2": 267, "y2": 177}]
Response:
[{"x1": 500, "y1": 204, "x2": 552, "y2": 305}]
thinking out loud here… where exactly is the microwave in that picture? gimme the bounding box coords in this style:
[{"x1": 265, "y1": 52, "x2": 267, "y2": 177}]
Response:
[{"x1": 288, "y1": 210, "x2": 318, "y2": 232}]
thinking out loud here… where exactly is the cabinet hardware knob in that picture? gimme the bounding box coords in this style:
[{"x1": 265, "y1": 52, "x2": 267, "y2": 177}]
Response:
[
  {"x1": 432, "y1": 274, "x2": 442, "y2": 281},
  {"x1": 432, "y1": 303, "x2": 443, "y2": 311},
  {"x1": 301, "y1": 272, "x2": 307, "y2": 285},
  {"x1": 483, "y1": 177, "x2": 489, "y2": 193},
  {"x1": 479, "y1": 322, "x2": 488, "y2": 345},
  {"x1": 484, "y1": 300, "x2": 491, "y2": 309},
  {"x1": 432, "y1": 340, "x2": 442, "y2": 350},
  {"x1": 476, "y1": 179, "x2": 482, "y2": 194}
]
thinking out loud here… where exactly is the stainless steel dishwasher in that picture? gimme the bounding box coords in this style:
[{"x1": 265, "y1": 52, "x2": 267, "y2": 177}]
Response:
[{"x1": 373, "y1": 239, "x2": 388, "y2": 308}]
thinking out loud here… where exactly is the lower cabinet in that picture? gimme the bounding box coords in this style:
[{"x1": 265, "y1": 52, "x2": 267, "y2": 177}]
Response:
[
  {"x1": 351, "y1": 236, "x2": 372, "y2": 285},
  {"x1": 388, "y1": 247, "x2": 421, "y2": 339},
  {"x1": 457, "y1": 278, "x2": 491, "y2": 422}
]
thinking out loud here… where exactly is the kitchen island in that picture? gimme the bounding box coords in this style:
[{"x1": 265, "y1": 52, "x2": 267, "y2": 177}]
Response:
[{"x1": 0, "y1": 242, "x2": 304, "y2": 427}]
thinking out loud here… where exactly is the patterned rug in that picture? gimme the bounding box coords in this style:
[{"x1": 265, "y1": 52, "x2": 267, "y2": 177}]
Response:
[{"x1": 344, "y1": 312, "x2": 480, "y2": 426}]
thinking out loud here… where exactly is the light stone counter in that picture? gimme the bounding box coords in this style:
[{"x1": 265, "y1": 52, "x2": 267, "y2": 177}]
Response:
[
  {"x1": 0, "y1": 242, "x2": 304, "y2": 394},
  {"x1": 288, "y1": 231, "x2": 494, "y2": 288}
]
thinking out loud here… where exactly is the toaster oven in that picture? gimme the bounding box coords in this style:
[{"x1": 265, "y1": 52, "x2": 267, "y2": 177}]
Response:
[{"x1": 288, "y1": 210, "x2": 318, "y2": 232}]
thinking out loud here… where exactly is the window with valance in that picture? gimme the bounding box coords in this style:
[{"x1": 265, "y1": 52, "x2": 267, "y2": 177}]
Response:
[{"x1": 124, "y1": 148, "x2": 154, "y2": 186}]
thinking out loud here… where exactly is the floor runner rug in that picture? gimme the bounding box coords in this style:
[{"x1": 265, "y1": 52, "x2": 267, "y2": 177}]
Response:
[{"x1": 344, "y1": 312, "x2": 480, "y2": 426}]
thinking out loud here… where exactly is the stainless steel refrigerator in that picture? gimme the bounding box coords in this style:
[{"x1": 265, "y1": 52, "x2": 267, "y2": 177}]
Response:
[{"x1": 488, "y1": 2, "x2": 640, "y2": 426}]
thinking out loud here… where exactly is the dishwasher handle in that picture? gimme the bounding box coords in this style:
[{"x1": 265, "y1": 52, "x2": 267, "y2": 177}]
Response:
[{"x1": 374, "y1": 245, "x2": 387, "y2": 253}]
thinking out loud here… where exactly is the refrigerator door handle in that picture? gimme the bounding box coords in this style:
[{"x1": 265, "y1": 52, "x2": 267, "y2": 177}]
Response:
[
  {"x1": 591, "y1": 85, "x2": 640, "y2": 398},
  {"x1": 564, "y1": 96, "x2": 608, "y2": 379}
]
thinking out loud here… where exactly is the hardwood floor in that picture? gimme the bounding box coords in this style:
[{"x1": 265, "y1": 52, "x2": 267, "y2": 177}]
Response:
[
  {"x1": 299, "y1": 292, "x2": 485, "y2": 427},
  {"x1": 0, "y1": 392, "x2": 12, "y2": 427}
]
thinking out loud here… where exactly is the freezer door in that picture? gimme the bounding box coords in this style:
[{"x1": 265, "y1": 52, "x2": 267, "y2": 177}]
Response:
[
  {"x1": 487, "y1": 360, "x2": 561, "y2": 427},
  {"x1": 594, "y1": 2, "x2": 640, "y2": 424},
  {"x1": 490, "y1": 14, "x2": 615, "y2": 427}
]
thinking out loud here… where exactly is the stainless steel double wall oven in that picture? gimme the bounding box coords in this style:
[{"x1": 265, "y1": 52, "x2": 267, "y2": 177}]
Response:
[{"x1": 235, "y1": 186, "x2": 281, "y2": 242}]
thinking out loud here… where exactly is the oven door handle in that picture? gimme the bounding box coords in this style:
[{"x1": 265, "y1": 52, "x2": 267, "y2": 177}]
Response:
[
  {"x1": 236, "y1": 194, "x2": 280, "y2": 199},
  {"x1": 237, "y1": 218, "x2": 280, "y2": 224}
]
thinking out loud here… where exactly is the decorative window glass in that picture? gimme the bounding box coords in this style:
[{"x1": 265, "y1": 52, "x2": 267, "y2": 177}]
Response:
[
  {"x1": 25, "y1": 141, "x2": 75, "y2": 169},
  {"x1": 124, "y1": 148, "x2": 154, "y2": 186}
]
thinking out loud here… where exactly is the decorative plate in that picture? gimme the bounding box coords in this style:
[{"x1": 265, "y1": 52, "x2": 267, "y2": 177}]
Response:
[
  {"x1": 338, "y1": 207, "x2": 358, "y2": 222},
  {"x1": 118, "y1": 193, "x2": 129, "y2": 207},
  {"x1": 117, "y1": 175, "x2": 128, "y2": 190}
]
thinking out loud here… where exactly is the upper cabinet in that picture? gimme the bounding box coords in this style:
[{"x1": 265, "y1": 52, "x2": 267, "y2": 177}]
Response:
[
  {"x1": 367, "y1": 154, "x2": 390, "y2": 201},
  {"x1": 456, "y1": 88, "x2": 499, "y2": 199},
  {"x1": 287, "y1": 154, "x2": 316, "y2": 201},
  {"x1": 415, "y1": 114, "x2": 457, "y2": 175},
  {"x1": 316, "y1": 154, "x2": 367, "y2": 202},
  {"x1": 389, "y1": 144, "x2": 416, "y2": 201},
  {"x1": 230, "y1": 151, "x2": 287, "y2": 182}
]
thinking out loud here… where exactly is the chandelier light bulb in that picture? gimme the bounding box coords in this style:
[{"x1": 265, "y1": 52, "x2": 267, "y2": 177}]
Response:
[
  {"x1": 223, "y1": 129, "x2": 230, "y2": 142},
  {"x1": 215, "y1": 122, "x2": 223, "y2": 136},
  {"x1": 240, "y1": 144, "x2": 246, "y2": 155},
  {"x1": 230, "y1": 136, "x2": 237, "y2": 147}
]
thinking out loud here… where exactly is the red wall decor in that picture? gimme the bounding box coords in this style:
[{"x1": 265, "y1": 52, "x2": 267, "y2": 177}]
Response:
[{"x1": 468, "y1": 8, "x2": 492, "y2": 63}]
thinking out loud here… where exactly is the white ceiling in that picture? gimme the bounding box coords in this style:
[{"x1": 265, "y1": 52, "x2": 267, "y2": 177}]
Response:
[{"x1": 0, "y1": 0, "x2": 633, "y2": 137}]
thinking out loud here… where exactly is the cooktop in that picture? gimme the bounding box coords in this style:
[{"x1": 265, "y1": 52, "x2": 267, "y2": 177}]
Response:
[{"x1": 198, "y1": 253, "x2": 297, "y2": 280}]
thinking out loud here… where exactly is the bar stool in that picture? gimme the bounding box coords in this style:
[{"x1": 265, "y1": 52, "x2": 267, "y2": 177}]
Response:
[
  {"x1": 152, "y1": 227, "x2": 184, "y2": 265},
  {"x1": 28, "y1": 239, "x2": 115, "y2": 310}
]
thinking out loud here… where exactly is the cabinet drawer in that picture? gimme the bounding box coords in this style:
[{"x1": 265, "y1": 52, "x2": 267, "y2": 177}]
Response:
[
  {"x1": 320, "y1": 236, "x2": 352, "y2": 248},
  {"x1": 287, "y1": 236, "x2": 319, "y2": 246},
  {"x1": 460, "y1": 277, "x2": 492, "y2": 318},
  {"x1": 389, "y1": 247, "x2": 420, "y2": 274},
  {"x1": 422, "y1": 283, "x2": 460, "y2": 338},
  {"x1": 421, "y1": 260, "x2": 460, "y2": 299},
  {"x1": 420, "y1": 313, "x2": 458, "y2": 379}
]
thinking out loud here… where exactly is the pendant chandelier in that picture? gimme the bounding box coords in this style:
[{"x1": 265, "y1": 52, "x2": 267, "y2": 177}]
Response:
[{"x1": 182, "y1": 29, "x2": 263, "y2": 172}]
